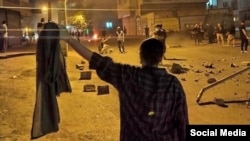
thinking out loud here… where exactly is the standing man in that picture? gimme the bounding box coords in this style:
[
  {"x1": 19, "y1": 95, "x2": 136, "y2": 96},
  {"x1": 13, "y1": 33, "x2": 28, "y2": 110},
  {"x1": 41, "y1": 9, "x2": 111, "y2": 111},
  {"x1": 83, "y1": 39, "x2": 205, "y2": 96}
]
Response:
[
  {"x1": 239, "y1": 21, "x2": 249, "y2": 53},
  {"x1": 123, "y1": 26, "x2": 127, "y2": 36},
  {"x1": 216, "y1": 23, "x2": 224, "y2": 46},
  {"x1": 144, "y1": 25, "x2": 150, "y2": 39},
  {"x1": 206, "y1": 23, "x2": 214, "y2": 44},
  {"x1": 1, "y1": 20, "x2": 8, "y2": 52},
  {"x1": 37, "y1": 18, "x2": 45, "y2": 35},
  {"x1": 116, "y1": 26, "x2": 126, "y2": 53},
  {"x1": 153, "y1": 24, "x2": 167, "y2": 59}
]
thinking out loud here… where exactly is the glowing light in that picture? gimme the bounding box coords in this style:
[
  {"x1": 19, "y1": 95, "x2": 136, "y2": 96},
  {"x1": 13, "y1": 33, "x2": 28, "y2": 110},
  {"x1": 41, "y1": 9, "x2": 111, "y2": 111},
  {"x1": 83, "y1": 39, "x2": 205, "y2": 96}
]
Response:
[{"x1": 93, "y1": 34, "x2": 98, "y2": 40}]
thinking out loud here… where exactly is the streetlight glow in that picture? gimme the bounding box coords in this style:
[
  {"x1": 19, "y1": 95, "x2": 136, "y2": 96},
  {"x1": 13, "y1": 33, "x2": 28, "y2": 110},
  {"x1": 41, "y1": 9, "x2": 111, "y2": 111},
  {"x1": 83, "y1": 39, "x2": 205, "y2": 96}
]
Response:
[{"x1": 42, "y1": 6, "x2": 47, "y2": 12}]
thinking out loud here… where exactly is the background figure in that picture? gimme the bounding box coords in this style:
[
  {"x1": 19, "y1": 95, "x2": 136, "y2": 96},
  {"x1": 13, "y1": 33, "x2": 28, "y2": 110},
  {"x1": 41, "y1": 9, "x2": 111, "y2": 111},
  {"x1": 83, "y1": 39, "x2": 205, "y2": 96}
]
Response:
[
  {"x1": 0, "y1": 22, "x2": 4, "y2": 52},
  {"x1": 1, "y1": 20, "x2": 8, "y2": 52},
  {"x1": 153, "y1": 24, "x2": 167, "y2": 59},
  {"x1": 206, "y1": 23, "x2": 214, "y2": 44},
  {"x1": 193, "y1": 23, "x2": 201, "y2": 45},
  {"x1": 226, "y1": 23, "x2": 236, "y2": 47},
  {"x1": 144, "y1": 25, "x2": 150, "y2": 39},
  {"x1": 37, "y1": 18, "x2": 45, "y2": 35},
  {"x1": 116, "y1": 26, "x2": 126, "y2": 53},
  {"x1": 199, "y1": 24, "x2": 205, "y2": 42},
  {"x1": 239, "y1": 21, "x2": 249, "y2": 53},
  {"x1": 98, "y1": 36, "x2": 111, "y2": 54},
  {"x1": 31, "y1": 22, "x2": 72, "y2": 139},
  {"x1": 216, "y1": 23, "x2": 224, "y2": 46},
  {"x1": 123, "y1": 26, "x2": 127, "y2": 35}
]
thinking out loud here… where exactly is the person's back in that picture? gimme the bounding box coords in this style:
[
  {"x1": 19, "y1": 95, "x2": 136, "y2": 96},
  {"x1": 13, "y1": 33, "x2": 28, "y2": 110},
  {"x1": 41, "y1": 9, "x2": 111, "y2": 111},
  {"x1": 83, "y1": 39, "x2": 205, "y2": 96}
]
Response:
[
  {"x1": 89, "y1": 38, "x2": 188, "y2": 141},
  {"x1": 59, "y1": 26, "x2": 189, "y2": 141}
]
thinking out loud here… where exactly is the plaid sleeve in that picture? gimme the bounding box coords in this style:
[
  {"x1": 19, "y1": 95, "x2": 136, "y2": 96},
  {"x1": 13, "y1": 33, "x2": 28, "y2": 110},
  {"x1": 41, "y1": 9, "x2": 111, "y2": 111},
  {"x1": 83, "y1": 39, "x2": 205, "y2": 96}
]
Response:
[{"x1": 89, "y1": 53, "x2": 126, "y2": 88}]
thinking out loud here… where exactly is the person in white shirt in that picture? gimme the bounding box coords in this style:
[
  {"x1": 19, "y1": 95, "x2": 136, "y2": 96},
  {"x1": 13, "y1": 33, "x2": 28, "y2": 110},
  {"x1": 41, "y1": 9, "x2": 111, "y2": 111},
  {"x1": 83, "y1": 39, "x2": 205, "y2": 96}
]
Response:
[
  {"x1": 1, "y1": 20, "x2": 8, "y2": 52},
  {"x1": 116, "y1": 26, "x2": 126, "y2": 53}
]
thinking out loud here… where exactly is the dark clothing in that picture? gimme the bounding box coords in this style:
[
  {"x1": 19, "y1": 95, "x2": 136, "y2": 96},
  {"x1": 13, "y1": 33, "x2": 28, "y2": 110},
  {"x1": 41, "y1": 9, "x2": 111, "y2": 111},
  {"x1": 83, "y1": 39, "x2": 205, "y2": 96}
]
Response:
[
  {"x1": 37, "y1": 22, "x2": 45, "y2": 35},
  {"x1": 89, "y1": 53, "x2": 189, "y2": 141},
  {"x1": 206, "y1": 24, "x2": 214, "y2": 43},
  {"x1": 0, "y1": 37, "x2": 3, "y2": 52},
  {"x1": 239, "y1": 24, "x2": 248, "y2": 51},
  {"x1": 229, "y1": 25, "x2": 236, "y2": 35},
  {"x1": 239, "y1": 24, "x2": 247, "y2": 39},
  {"x1": 31, "y1": 23, "x2": 72, "y2": 139},
  {"x1": 153, "y1": 28, "x2": 167, "y2": 52},
  {"x1": 193, "y1": 26, "x2": 201, "y2": 45},
  {"x1": 145, "y1": 27, "x2": 150, "y2": 38}
]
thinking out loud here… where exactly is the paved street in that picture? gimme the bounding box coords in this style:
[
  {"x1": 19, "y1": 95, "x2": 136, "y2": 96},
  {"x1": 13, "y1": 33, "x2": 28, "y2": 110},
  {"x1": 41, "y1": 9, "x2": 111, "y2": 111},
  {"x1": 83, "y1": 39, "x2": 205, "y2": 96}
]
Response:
[{"x1": 0, "y1": 33, "x2": 250, "y2": 140}]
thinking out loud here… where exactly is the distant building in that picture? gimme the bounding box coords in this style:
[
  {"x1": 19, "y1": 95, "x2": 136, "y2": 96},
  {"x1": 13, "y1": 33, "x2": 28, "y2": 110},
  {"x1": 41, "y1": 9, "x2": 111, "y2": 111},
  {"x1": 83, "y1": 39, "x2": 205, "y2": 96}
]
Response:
[
  {"x1": 207, "y1": 0, "x2": 250, "y2": 21},
  {"x1": 117, "y1": 0, "x2": 208, "y2": 35},
  {"x1": 117, "y1": 0, "x2": 250, "y2": 36}
]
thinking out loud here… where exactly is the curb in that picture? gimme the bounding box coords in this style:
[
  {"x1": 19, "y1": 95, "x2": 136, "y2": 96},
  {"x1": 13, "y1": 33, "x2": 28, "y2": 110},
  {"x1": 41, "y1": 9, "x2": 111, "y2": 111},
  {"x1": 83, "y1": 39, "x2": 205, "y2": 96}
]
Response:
[{"x1": 0, "y1": 52, "x2": 36, "y2": 59}]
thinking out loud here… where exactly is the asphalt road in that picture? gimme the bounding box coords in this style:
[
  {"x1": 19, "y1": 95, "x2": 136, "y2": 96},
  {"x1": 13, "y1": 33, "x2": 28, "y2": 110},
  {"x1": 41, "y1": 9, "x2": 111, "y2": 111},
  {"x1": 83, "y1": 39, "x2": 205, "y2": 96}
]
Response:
[{"x1": 0, "y1": 33, "x2": 249, "y2": 141}]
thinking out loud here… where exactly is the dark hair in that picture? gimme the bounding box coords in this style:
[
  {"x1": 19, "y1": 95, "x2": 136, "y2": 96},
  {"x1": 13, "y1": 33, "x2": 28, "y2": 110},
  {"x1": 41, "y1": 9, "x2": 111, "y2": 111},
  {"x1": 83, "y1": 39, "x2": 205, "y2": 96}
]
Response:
[
  {"x1": 2, "y1": 20, "x2": 6, "y2": 24},
  {"x1": 38, "y1": 22, "x2": 60, "y2": 48},
  {"x1": 41, "y1": 18, "x2": 45, "y2": 22},
  {"x1": 155, "y1": 24, "x2": 162, "y2": 28},
  {"x1": 140, "y1": 38, "x2": 164, "y2": 65}
]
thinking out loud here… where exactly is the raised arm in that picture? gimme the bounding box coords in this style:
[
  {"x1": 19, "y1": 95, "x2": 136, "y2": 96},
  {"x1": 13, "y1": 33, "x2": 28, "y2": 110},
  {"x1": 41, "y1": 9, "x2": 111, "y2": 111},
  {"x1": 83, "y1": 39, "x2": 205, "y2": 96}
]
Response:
[{"x1": 59, "y1": 25, "x2": 93, "y2": 61}]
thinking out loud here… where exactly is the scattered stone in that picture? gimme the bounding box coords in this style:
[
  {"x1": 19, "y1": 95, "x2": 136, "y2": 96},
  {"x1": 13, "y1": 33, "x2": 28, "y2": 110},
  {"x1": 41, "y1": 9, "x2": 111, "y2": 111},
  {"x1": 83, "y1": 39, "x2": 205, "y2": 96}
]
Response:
[
  {"x1": 204, "y1": 73, "x2": 210, "y2": 76},
  {"x1": 181, "y1": 78, "x2": 186, "y2": 81},
  {"x1": 170, "y1": 63, "x2": 183, "y2": 74},
  {"x1": 76, "y1": 64, "x2": 84, "y2": 70},
  {"x1": 97, "y1": 85, "x2": 110, "y2": 95},
  {"x1": 230, "y1": 63, "x2": 238, "y2": 67},
  {"x1": 194, "y1": 69, "x2": 202, "y2": 73},
  {"x1": 81, "y1": 60, "x2": 86, "y2": 64},
  {"x1": 194, "y1": 79, "x2": 199, "y2": 82},
  {"x1": 208, "y1": 70, "x2": 214, "y2": 74},
  {"x1": 214, "y1": 98, "x2": 227, "y2": 107},
  {"x1": 83, "y1": 84, "x2": 96, "y2": 92},
  {"x1": 246, "y1": 101, "x2": 250, "y2": 109},
  {"x1": 80, "y1": 71, "x2": 92, "y2": 80},
  {"x1": 241, "y1": 61, "x2": 250, "y2": 66},
  {"x1": 207, "y1": 78, "x2": 217, "y2": 84},
  {"x1": 203, "y1": 62, "x2": 214, "y2": 68}
]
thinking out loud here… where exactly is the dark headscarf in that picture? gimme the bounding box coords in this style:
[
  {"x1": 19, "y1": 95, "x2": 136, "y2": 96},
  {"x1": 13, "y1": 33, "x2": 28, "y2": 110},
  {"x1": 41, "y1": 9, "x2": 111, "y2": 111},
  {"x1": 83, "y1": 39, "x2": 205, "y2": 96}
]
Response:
[{"x1": 31, "y1": 22, "x2": 72, "y2": 139}]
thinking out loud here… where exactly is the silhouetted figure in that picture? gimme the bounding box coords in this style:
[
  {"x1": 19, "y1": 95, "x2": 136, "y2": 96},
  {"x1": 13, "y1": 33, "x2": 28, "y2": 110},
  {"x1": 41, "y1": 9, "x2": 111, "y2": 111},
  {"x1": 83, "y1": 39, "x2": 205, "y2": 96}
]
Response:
[
  {"x1": 239, "y1": 21, "x2": 249, "y2": 53},
  {"x1": 153, "y1": 24, "x2": 167, "y2": 60},
  {"x1": 1, "y1": 20, "x2": 8, "y2": 52},
  {"x1": 116, "y1": 26, "x2": 126, "y2": 53},
  {"x1": 145, "y1": 25, "x2": 150, "y2": 39},
  {"x1": 37, "y1": 18, "x2": 45, "y2": 35}
]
